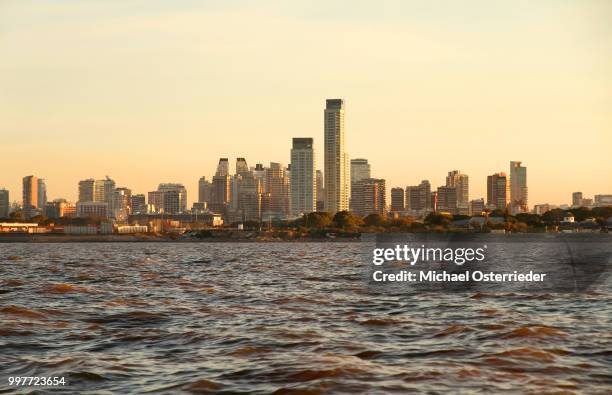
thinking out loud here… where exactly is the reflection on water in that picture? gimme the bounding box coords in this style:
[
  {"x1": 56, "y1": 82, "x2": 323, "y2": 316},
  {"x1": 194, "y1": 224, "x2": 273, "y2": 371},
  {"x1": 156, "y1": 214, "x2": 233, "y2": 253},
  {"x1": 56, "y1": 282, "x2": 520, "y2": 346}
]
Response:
[{"x1": 0, "y1": 242, "x2": 611, "y2": 394}]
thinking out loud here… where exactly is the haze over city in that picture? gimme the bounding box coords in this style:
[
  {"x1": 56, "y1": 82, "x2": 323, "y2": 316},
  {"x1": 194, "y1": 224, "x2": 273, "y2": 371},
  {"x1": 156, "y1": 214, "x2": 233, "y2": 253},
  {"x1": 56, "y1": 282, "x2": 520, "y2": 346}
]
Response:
[{"x1": 1, "y1": 0, "x2": 611, "y2": 206}]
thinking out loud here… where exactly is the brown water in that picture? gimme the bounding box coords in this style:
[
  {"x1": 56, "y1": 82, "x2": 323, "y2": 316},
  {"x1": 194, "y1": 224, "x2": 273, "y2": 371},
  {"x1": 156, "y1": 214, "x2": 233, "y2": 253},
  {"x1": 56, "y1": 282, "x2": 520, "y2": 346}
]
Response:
[{"x1": 1, "y1": 242, "x2": 611, "y2": 394}]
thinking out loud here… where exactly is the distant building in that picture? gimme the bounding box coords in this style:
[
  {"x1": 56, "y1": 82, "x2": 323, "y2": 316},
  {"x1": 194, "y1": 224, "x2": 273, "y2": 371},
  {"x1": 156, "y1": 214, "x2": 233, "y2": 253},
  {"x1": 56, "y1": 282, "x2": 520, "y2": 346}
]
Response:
[
  {"x1": 595, "y1": 194, "x2": 612, "y2": 207},
  {"x1": 405, "y1": 180, "x2": 431, "y2": 214},
  {"x1": 78, "y1": 179, "x2": 96, "y2": 202},
  {"x1": 487, "y1": 172, "x2": 508, "y2": 210},
  {"x1": 469, "y1": 198, "x2": 485, "y2": 216},
  {"x1": 235, "y1": 158, "x2": 249, "y2": 176},
  {"x1": 324, "y1": 99, "x2": 350, "y2": 213},
  {"x1": 390, "y1": 187, "x2": 405, "y2": 212},
  {"x1": 22, "y1": 175, "x2": 40, "y2": 219},
  {"x1": 198, "y1": 177, "x2": 213, "y2": 205},
  {"x1": 131, "y1": 194, "x2": 146, "y2": 214},
  {"x1": 0, "y1": 189, "x2": 9, "y2": 218},
  {"x1": 572, "y1": 192, "x2": 583, "y2": 207},
  {"x1": 437, "y1": 186, "x2": 457, "y2": 214},
  {"x1": 352, "y1": 178, "x2": 386, "y2": 217},
  {"x1": 509, "y1": 161, "x2": 528, "y2": 214},
  {"x1": 113, "y1": 187, "x2": 131, "y2": 220},
  {"x1": 533, "y1": 203, "x2": 552, "y2": 215},
  {"x1": 350, "y1": 159, "x2": 370, "y2": 185},
  {"x1": 45, "y1": 199, "x2": 76, "y2": 219},
  {"x1": 237, "y1": 172, "x2": 262, "y2": 222},
  {"x1": 316, "y1": 170, "x2": 324, "y2": 211},
  {"x1": 95, "y1": 177, "x2": 116, "y2": 211},
  {"x1": 158, "y1": 183, "x2": 187, "y2": 213},
  {"x1": 291, "y1": 138, "x2": 316, "y2": 217},
  {"x1": 215, "y1": 158, "x2": 230, "y2": 177},
  {"x1": 264, "y1": 162, "x2": 290, "y2": 220},
  {"x1": 211, "y1": 175, "x2": 231, "y2": 216},
  {"x1": 446, "y1": 170, "x2": 468, "y2": 212},
  {"x1": 37, "y1": 179, "x2": 47, "y2": 214},
  {"x1": 76, "y1": 201, "x2": 108, "y2": 218},
  {"x1": 147, "y1": 191, "x2": 164, "y2": 213}
]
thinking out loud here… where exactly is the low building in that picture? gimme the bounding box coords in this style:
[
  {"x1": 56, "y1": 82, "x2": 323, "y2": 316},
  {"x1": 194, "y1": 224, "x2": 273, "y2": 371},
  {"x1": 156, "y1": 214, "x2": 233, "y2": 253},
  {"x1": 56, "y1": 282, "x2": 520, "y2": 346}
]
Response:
[{"x1": 76, "y1": 202, "x2": 108, "y2": 218}]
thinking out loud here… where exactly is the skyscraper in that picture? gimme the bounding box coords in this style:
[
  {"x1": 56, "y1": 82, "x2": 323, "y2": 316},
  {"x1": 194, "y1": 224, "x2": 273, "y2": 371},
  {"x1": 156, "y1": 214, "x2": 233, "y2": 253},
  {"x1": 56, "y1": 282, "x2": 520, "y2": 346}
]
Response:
[
  {"x1": 113, "y1": 187, "x2": 131, "y2": 220},
  {"x1": 22, "y1": 175, "x2": 39, "y2": 219},
  {"x1": 324, "y1": 99, "x2": 350, "y2": 213},
  {"x1": 487, "y1": 172, "x2": 509, "y2": 210},
  {"x1": 215, "y1": 158, "x2": 230, "y2": 177},
  {"x1": 352, "y1": 178, "x2": 386, "y2": 217},
  {"x1": 350, "y1": 159, "x2": 371, "y2": 185},
  {"x1": 446, "y1": 170, "x2": 468, "y2": 212},
  {"x1": 405, "y1": 180, "x2": 432, "y2": 213},
  {"x1": 131, "y1": 194, "x2": 146, "y2": 214},
  {"x1": 509, "y1": 161, "x2": 528, "y2": 213},
  {"x1": 316, "y1": 170, "x2": 324, "y2": 211},
  {"x1": 211, "y1": 175, "x2": 231, "y2": 216},
  {"x1": 290, "y1": 138, "x2": 316, "y2": 217},
  {"x1": 95, "y1": 177, "x2": 116, "y2": 212},
  {"x1": 390, "y1": 187, "x2": 405, "y2": 212},
  {"x1": 0, "y1": 189, "x2": 9, "y2": 218},
  {"x1": 37, "y1": 179, "x2": 47, "y2": 214},
  {"x1": 78, "y1": 179, "x2": 96, "y2": 202},
  {"x1": 158, "y1": 183, "x2": 187, "y2": 213},
  {"x1": 198, "y1": 177, "x2": 213, "y2": 204},
  {"x1": 572, "y1": 192, "x2": 583, "y2": 207},
  {"x1": 235, "y1": 158, "x2": 249, "y2": 176},
  {"x1": 265, "y1": 162, "x2": 290, "y2": 219},
  {"x1": 436, "y1": 186, "x2": 457, "y2": 213}
]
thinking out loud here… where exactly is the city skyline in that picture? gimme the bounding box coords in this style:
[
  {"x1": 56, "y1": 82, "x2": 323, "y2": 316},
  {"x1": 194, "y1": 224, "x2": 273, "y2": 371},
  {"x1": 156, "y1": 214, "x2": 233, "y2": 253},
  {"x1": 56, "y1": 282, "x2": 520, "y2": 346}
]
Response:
[{"x1": 1, "y1": 1, "x2": 611, "y2": 205}]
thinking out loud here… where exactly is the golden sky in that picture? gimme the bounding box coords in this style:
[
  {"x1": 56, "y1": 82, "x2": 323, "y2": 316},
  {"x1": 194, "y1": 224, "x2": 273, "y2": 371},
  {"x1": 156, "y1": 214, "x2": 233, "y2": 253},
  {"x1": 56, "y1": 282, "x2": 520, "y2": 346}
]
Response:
[{"x1": 1, "y1": 0, "x2": 610, "y2": 206}]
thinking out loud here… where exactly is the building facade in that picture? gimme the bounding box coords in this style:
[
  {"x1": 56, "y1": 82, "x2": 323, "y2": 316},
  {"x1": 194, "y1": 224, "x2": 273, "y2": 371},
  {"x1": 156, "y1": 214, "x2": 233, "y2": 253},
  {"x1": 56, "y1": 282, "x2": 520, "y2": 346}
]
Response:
[
  {"x1": 290, "y1": 138, "x2": 316, "y2": 218},
  {"x1": 352, "y1": 178, "x2": 386, "y2": 217},
  {"x1": 509, "y1": 161, "x2": 528, "y2": 214},
  {"x1": 487, "y1": 172, "x2": 509, "y2": 210},
  {"x1": 390, "y1": 187, "x2": 405, "y2": 212},
  {"x1": 324, "y1": 99, "x2": 350, "y2": 213}
]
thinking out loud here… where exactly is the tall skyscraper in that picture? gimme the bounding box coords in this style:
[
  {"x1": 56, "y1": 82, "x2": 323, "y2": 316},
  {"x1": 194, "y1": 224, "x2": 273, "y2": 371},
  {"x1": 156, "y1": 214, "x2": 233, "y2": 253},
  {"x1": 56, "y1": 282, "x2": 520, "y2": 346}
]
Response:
[
  {"x1": 446, "y1": 170, "x2": 468, "y2": 212},
  {"x1": 211, "y1": 175, "x2": 231, "y2": 216},
  {"x1": 235, "y1": 158, "x2": 249, "y2": 176},
  {"x1": 316, "y1": 170, "x2": 324, "y2": 211},
  {"x1": 437, "y1": 186, "x2": 457, "y2": 213},
  {"x1": 324, "y1": 99, "x2": 350, "y2": 213},
  {"x1": 487, "y1": 172, "x2": 509, "y2": 210},
  {"x1": 22, "y1": 175, "x2": 39, "y2": 219},
  {"x1": 237, "y1": 172, "x2": 262, "y2": 222},
  {"x1": 352, "y1": 178, "x2": 386, "y2": 217},
  {"x1": 198, "y1": 177, "x2": 213, "y2": 204},
  {"x1": 37, "y1": 179, "x2": 47, "y2": 214},
  {"x1": 215, "y1": 158, "x2": 230, "y2": 177},
  {"x1": 290, "y1": 138, "x2": 316, "y2": 217},
  {"x1": 572, "y1": 192, "x2": 583, "y2": 207},
  {"x1": 95, "y1": 177, "x2": 116, "y2": 212},
  {"x1": 509, "y1": 161, "x2": 528, "y2": 213},
  {"x1": 265, "y1": 162, "x2": 290, "y2": 219},
  {"x1": 0, "y1": 189, "x2": 9, "y2": 218},
  {"x1": 390, "y1": 187, "x2": 405, "y2": 212}
]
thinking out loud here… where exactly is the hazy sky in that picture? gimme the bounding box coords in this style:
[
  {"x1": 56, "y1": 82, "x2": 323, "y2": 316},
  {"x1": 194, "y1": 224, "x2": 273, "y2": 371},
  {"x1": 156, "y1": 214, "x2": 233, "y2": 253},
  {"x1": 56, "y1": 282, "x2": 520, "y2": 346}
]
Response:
[{"x1": 1, "y1": 0, "x2": 611, "y2": 207}]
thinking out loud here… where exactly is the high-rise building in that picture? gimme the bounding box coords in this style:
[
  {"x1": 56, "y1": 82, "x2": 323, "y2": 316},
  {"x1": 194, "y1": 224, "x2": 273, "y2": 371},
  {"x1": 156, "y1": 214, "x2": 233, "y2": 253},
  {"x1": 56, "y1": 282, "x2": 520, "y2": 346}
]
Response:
[
  {"x1": 158, "y1": 183, "x2": 187, "y2": 213},
  {"x1": 352, "y1": 178, "x2": 386, "y2": 217},
  {"x1": 291, "y1": 138, "x2": 316, "y2": 217},
  {"x1": 37, "y1": 179, "x2": 47, "y2": 214},
  {"x1": 324, "y1": 99, "x2": 350, "y2": 213},
  {"x1": 93, "y1": 177, "x2": 116, "y2": 212},
  {"x1": 0, "y1": 189, "x2": 9, "y2": 218},
  {"x1": 264, "y1": 162, "x2": 290, "y2": 219},
  {"x1": 487, "y1": 172, "x2": 509, "y2": 210},
  {"x1": 405, "y1": 180, "x2": 432, "y2": 214},
  {"x1": 469, "y1": 198, "x2": 485, "y2": 216},
  {"x1": 113, "y1": 187, "x2": 131, "y2": 220},
  {"x1": 76, "y1": 201, "x2": 108, "y2": 218},
  {"x1": 22, "y1": 175, "x2": 39, "y2": 219},
  {"x1": 147, "y1": 191, "x2": 164, "y2": 213},
  {"x1": 446, "y1": 170, "x2": 468, "y2": 211},
  {"x1": 509, "y1": 161, "x2": 528, "y2": 214},
  {"x1": 235, "y1": 158, "x2": 249, "y2": 176},
  {"x1": 533, "y1": 203, "x2": 552, "y2": 215},
  {"x1": 198, "y1": 177, "x2": 213, "y2": 204},
  {"x1": 131, "y1": 194, "x2": 146, "y2": 214},
  {"x1": 78, "y1": 179, "x2": 96, "y2": 202},
  {"x1": 211, "y1": 175, "x2": 231, "y2": 216},
  {"x1": 437, "y1": 186, "x2": 457, "y2": 213},
  {"x1": 350, "y1": 159, "x2": 370, "y2": 185},
  {"x1": 390, "y1": 187, "x2": 405, "y2": 212},
  {"x1": 237, "y1": 172, "x2": 262, "y2": 222},
  {"x1": 572, "y1": 192, "x2": 583, "y2": 207},
  {"x1": 316, "y1": 170, "x2": 324, "y2": 211},
  {"x1": 215, "y1": 158, "x2": 230, "y2": 177}
]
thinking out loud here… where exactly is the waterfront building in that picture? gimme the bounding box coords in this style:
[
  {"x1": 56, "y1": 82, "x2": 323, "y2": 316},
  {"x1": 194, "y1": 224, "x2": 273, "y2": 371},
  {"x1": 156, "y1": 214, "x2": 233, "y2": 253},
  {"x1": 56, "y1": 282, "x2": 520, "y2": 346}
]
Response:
[
  {"x1": 437, "y1": 186, "x2": 457, "y2": 214},
  {"x1": 0, "y1": 189, "x2": 9, "y2": 218},
  {"x1": 446, "y1": 170, "x2": 468, "y2": 212},
  {"x1": 211, "y1": 175, "x2": 231, "y2": 216},
  {"x1": 572, "y1": 192, "x2": 583, "y2": 207},
  {"x1": 264, "y1": 162, "x2": 290, "y2": 219},
  {"x1": 390, "y1": 187, "x2": 405, "y2": 212},
  {"x1": 324, "y1": 99, "x2": 350, "y2": 213},
  {"x1": 76, "y1": 201, "x2": 108, "y2": 218},
  {"x1": 113, "y1": 187, "x2": 132, "y2": 220},
  {"x1": 78, "y1": 179, "x2": 96, "y2": 202},
  {"x1": 352, "y1": 178, "x2": 386, "y2": 217},
  {"x1": 595, "y1": 194, "x2": 612, "y2": 207},
  {"x1": 158, "y1": 183, "x2": 187, "y2": 213},
  {"x1": 316, "y1": 170, "x2": 324, "y2": 211},
  {"x1": 509, "y1": 161, "x2": 528, "y2": 214},
  {"x1": 147, "y1": 191, "x2": 164, "y2": 213},
  {"x1": 291, "y1": 138, "x2": 316, "y2": 217},
  {"x1": 487, "y1": 172, "x2": 509, "y2": 210},
  {"x1": 469, "y1": 198, "x2": 485, "y2": 216},
  {"x1": 130, "y1": 194, "x2": 146, "y2": 214},
  {"x1": 22, "y1": 175, "x2": 40, "y2": 219},
  {"x1": 198, "y1": 177, "x2": 213, "y2": 205}
]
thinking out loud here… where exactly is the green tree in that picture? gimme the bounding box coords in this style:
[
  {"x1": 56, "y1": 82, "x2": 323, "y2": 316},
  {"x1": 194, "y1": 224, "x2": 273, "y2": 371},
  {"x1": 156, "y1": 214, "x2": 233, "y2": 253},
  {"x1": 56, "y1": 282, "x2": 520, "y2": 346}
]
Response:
[{"x1": 332, "y1": 210, "x2": 363, "y2": 231}]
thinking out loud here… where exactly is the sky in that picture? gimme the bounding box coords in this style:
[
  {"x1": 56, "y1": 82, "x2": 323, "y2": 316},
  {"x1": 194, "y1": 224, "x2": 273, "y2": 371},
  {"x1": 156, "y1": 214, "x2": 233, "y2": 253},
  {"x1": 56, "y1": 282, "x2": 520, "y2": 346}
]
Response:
[{"x1": 1, "y1": 0, "x2": 611, "y2": 207}]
